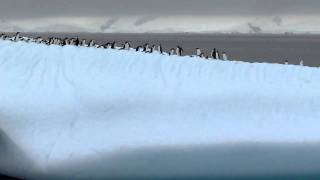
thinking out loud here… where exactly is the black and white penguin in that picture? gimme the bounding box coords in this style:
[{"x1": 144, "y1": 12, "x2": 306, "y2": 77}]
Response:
[
  {"x1": 0, "y1": 33, "x2": 8, "y2": 40},
  {"x1": 13, "y1": 32, "x2": 21, "y2": 42},
  {"x1": 136, "y1": 46, "x2": 143, "y2": 52},
  {"x1": 74, "y1": 37, "x2": 80, "y2": 46},
  {"x1": 200, "y1": 52, "x2": 205, "y2": 58},
  {"x1": 152, "y1": 45, "x2": 157, "y2": 53},
  {"x1": 143, "y1": 43, "x2": 151, "y2": 53},
  {"x1": 222, "y1": 52, "x2": 228, "y2": 60},
  {"x1": 35, "y1": 37, "x2": 43, "y2": 44},
  {"x1": 169, "y1": 48, "x2": 175, "y2": 56},
  {"x1": 285, "y1": 60, "x2": 289, "y2": 65},
  {"x1": 48, "y1": 37, "x2": 54, "y2": 45},
  {"x1": 60, "y1": 38, "x2": 67, "y2": 46},
  {"x1": 123, "y1": 41, "x2": 130, "y2": 50},
  {"x1": 196, "y1": 48, "x2": 202, "y2": 57},
  {"x1": 88, "y1": 40, "x2": 95, "y2": 47},
  {"x1": 176, "y1": 46, "x2": 183, "y2": 56},
  {"x1": 0, "y1": 33, "x2": 5, "y2": 40},
  {"x1": 157, "y1": 44, "x2": 163, "y2": 54},
  {"x1": 55, "y1": 38, "x2": 62, "y2": 45},
  {"x1": 300, "y1": 59, "x2": 304, "y2": 66},
  {"x1": 111, "y1": 41, "x2": 116, "y2": 49},
  {"x1": 81, "y1": 39, "x2": 87, "y2": 47},
  {"x1": 211, "y1": 48, "x2": 217, "y2": 59},
  {"x1": 103, "y1": 42, "x2": 111, "y2": 49},
  {"x1": 216, "y1": 50, "x2": 220, "y2": 60}
]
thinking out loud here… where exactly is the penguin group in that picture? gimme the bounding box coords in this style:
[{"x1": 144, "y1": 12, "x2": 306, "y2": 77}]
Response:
[
  {"x1": 0, "y1": 32, "x2": 231, "y2": 62},
  {"x1": 193, "y1": 47, "x2": 228, "y2": 60}
]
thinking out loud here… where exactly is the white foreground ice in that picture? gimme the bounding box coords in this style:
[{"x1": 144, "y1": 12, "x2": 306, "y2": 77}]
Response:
[{"x1": 0, "y1": 40, "x2": 320, "y2": 179}]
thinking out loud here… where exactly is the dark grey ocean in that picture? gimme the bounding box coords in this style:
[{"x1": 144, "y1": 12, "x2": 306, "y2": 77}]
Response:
[{"x1": 15, "y1": 32, "x2": 320, "y2": 67}]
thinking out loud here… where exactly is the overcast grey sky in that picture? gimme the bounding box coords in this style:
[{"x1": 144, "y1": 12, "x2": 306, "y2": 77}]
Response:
[
  {"x1": 1, "y1": 0, "x2": 320, "y2": 18},
  {"x1": 0, "y1": 0, "x2": 320, "y2": 33}
]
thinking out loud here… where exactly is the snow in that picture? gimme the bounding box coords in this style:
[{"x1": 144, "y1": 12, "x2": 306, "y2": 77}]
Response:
[{"x1": 0, "y1": 40, "x2": 320, "y2": 179}]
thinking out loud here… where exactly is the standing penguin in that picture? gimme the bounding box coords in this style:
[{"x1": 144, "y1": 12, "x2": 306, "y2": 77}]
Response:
[
  {"x1": 176, "y1": 46, "x2": 183, "y2": 56},
  {"x1": 151, "y1": 45, "x2": 157, "y2": 53},
  {"x1": 111, "y1": 41, "x2": 116, "y2": 49},
  {"x1": 300, "y1": 59, "x2": 304, "y2": 66},
  {"x1": 124, "y1": 42, "x2": 131, "y2": 50},
  {"x1": 0, "y1": 33, "x2": 5, "y2": 40},
  {"x1": 136, "y1": 45, "x2": 143, "y2": 52},
  {"x1": 143, "y1": 43, "x2": 152, "y2": 53},
  {"x1": 74, "y1": 37, "x2": 80, "y2": 46},
  {"x1": 157, "y1": 44, "x2": 163, "y2": 54},
  {"x1": 211, "y1": 48, "x2": 217, "y2": 59},
  {"x1": 222, "y1": 52, "x2": 228, "y2": 60},
  {"x1": 61, "y1": 38, "x2": 67, "y2": 46},
  {"x1": 81, "y1": 39, "x2": 87, "y2": 47},
  {"x1": 13, "y1": 32, "x2": 21, "y2": 42},
  {"x1": 284, "y1": 60, "x2": 289, "y2": 65},
  {"x1": 196, "y1": 48, "x2": 202, "y2": 57},
  {"x1": 169, "y1": 48, "x2": 175, "y2": 56},
  {"x1": 88, "y1": 40, "x2": 95, "y2": 47},
  {"x1": 216, "y1": 50, "x2": 220, "y2": 59},
  {"x1": 35, "y1": 37, "x2": 43, "y2": 44}
]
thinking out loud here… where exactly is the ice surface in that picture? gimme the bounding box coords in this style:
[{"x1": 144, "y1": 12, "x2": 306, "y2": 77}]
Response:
[{"x1": 0, "y1": 40, "x2": 320, "y2": 179}]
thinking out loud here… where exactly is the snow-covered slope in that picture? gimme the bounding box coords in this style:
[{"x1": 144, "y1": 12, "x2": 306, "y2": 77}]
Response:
[{"x1": 0, "y1": 40, "x2": 320, "y2": 179}]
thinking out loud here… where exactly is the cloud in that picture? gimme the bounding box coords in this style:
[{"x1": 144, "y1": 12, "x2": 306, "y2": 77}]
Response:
[
  {"x1": 272, "y1": 16, "x2": 283, "y2": 26},
  {"x1": 134, "y1": 16, "x2": 157, "y2": 26},
  {"x1": 1, "y1": 0, "x2": 320, "y2": 19},
  {"x1": 248, "y1": 23, "x2": 262, "y2": 33},
  {"x1": 100, "y1": 17, "x2": 120, "y2": 31},
  {"x1": 32, "y1": 24, "x2": 91, "y2": 33},
  {"x1": 0, "y1": 19, "x2": 22, "y2": 32}
]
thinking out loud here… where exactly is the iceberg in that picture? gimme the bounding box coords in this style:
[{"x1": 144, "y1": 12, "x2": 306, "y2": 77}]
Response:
[{"x1": 1, "y1": 40, "x2": 320, "y2": 179}]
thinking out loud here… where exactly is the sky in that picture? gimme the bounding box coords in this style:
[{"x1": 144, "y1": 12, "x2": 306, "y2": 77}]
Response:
[{"x1": 1, "y1": 0, "x2": 320, "y2": 33}]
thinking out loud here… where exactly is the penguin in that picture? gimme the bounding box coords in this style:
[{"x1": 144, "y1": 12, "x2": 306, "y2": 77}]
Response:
[
  {"x1": 60, "y1": 38, "x2": 65, "y2": 46},
  {"x1": 157, "y1": 44, "x2": 163, "y2": 54},
  {"x1": 284, "y1": 60, "x2": 289, "y2": 65},
  {"x1": 152, "y1": 45, "x2": 157, "y2": 53},
  {"x1": 196, "y1": 48, "x2": 202, "y2": 57},
  {"x1": 0, "y1": 33, "x2": 8, "y2": 40},
  {"x1": 222, "y1": 52, "x2": 228, "y2": 60},
  {"x1": 48, "y1": 37, "x2": 54, "y2": 45},
  {"x1": 111, "y1": 41, "x2": 116, "y2": 49},
  {"x1": 125, "y1": 42, "x2": 131, "y2": 50},
  {"x1": 169, "y1": 48, "x2": 175, "y2": 56},
  {"x1": 70, "y1": 38, "x2": 76, "y2": 45},
  {"x1": 136, "y1": 45, "x2": 144, "y2": 52},
  {"x1": 300, "y1": 60, "x2": 304, "y2": 66},
  {"x1": 56, "y1": 38, "x2": 62, "y2": 46},
  {"x1": 216, "y1": 50, "x2": 220, "y2": 60},
  {"x1": 122, "y1": 41, "x2": 130, "y2": 50},
  {"x1": 211, "y1": 48, "x2": 220, "y2": 59},
  {"x1": 200, "y1": 52, "x2": 205, "y2": 58},
  {"x1": 0, "y1": 33, "x2": 5, "y2": 40},
  {"x1": 143, "y1": 43, "x2": 150, "y2": 53},
  {"x1": 74, "y1": 37, "x2": 80, "y2": 46},
  {"x1": 35, "y1": 37, "x2": 43, "y2": 44},
  {"x1": 88, "y1": 40, "x2": 95, "y2": 47},
  {"x1": 13, "y1": 32, "x2": 21, "y2": 42},
  {"x1": 104, "y1": 42, "x2": 112, "y2": 49},
  {"x1": 81, "y1": 39, "x2": 87, "y2": 47},
  {"x1": 211, "y1": 48, "x2": 216, "y2": 59},
  {"x1": 176, "y1": 46, "x2": 183, "y2": 56}
]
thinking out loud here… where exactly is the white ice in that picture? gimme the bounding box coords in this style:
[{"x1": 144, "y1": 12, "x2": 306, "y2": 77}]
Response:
[{"x1": 0, "y1": 40, "x2": 320, "y2": 179}]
